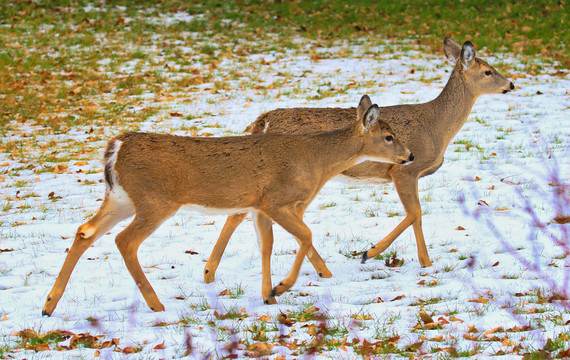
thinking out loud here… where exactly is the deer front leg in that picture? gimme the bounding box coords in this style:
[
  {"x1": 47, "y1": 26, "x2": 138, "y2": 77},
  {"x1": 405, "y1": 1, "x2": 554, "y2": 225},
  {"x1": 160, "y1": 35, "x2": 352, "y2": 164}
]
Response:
[
  {"x1": 267, "y1": 206, "x2": 312, "y2": 298},
  {"x1": 115, "y1": 209, "x2": 176, "y2": 312},
  {"x1": 362, "y1": 176, "x2": 432, "y2": 267},
  {"x1": 253, "y1": 211, "x2": 277, "y2": 304},
  {"x1": 305, "y1": 244, "x2": 332, "y2": 278},
  {"x1": 204, "y1": 213, "x2": 247, "y2": 283}
]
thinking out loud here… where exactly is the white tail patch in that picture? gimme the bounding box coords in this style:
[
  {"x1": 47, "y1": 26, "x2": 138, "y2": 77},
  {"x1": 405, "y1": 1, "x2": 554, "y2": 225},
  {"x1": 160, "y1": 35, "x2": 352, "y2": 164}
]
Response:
[{"x1": 104, "y1": 139, "x2": 122, "y2": 193}]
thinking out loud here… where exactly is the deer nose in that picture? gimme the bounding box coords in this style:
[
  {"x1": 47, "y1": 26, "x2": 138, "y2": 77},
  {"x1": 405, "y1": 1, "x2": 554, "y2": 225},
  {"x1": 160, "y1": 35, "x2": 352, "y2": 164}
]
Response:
[
  {"x1": 510, "y1": 82, "x2": 515, "y2": 90},
  {"x1": 409, "y1": 153, "x2": 414, "y2": 162}
]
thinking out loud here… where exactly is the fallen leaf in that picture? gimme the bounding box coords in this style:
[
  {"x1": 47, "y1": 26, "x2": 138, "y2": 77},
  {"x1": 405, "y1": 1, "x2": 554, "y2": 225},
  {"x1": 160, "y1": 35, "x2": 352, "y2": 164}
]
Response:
[
  {"x1": 0, "y1": 248, "x2": 14, "y2": 253},
  {"x1": 483, "y1": 327, "x2": 504, "y2": 337},
  {"x1": 429, "y1": 335, "x2": 444, "y2": 342},
  {"x1": 492, "y1": 261, "x2": 500, "y2": 267},
  {"x1": 247, "y1": 342, "x2": 273, "y2": 357},
  {"x1": 153, "y1": 341, "x2": 166, "y2": 350},
  {"x1": 185, "y1": 250, "x2": 198, "y2": 255},
  {"x1": 455, "y1": 226, "x2": 465, "y2": 230},
  {"x1": 218, "y1": 289, "x2": 230, "y2": 296},
  {"x1": 438, "y1": 317, "x2": 450, "y2": 325},
  {"x1": 468, "y1": 297, "x2": 489, "y2": 304},
  {"x1": 277, "y1": 312, "x2": 295, "y2": 327},
  {"x1": 419, "y1": 311, "x2": 433, "y2": 324},
  {"x1": 259, "y1": 315, "x2": 271, "y2": 322},
  {"x1": 122, "y1": 346, "x2": 136, "y2": 354},
  {"x1": 552, "y1": 215, "x2": 570, "y2": 224},
  {"x1": 33, "y1": 344, "x2": 51, "y2": 351},
  {"x1": 390, "y1": 294, "x2": 405, "y2": 302},
  {"x1": 477, "y1": 200, "x2": 489, "y2": 207}
]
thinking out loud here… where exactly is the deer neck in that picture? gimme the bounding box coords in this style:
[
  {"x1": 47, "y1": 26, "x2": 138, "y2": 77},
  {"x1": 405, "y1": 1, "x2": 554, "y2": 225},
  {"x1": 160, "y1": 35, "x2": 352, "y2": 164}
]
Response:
[
  {"x1": 311, "y1": 125, "x2": 364, "y2": 180},
  {"x1": 430, "y1": 69, "x2": 478, "y2": 145}
]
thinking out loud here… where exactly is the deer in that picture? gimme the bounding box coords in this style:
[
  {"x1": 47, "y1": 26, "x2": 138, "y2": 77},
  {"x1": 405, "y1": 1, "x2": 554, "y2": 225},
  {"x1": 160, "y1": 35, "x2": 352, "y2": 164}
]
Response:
[
  {"x1": 203, "y1": 37, "x2": 515, "y2": 284},
  {"x1": 41, "y1": 95, "x2": 413, "y2": 316}
]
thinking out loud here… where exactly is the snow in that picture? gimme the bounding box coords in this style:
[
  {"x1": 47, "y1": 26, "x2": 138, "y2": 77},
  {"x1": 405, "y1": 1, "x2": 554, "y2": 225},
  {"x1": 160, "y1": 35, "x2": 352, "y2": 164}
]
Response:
[{"x1": 0, "y1": 43, "x2": 569, "y2": 358}]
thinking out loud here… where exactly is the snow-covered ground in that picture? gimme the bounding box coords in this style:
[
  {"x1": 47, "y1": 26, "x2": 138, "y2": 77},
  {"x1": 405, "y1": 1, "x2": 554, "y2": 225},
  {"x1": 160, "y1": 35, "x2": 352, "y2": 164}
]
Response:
[{"x1": 0, "y1": 42, "x2": 569, "y2": 358}]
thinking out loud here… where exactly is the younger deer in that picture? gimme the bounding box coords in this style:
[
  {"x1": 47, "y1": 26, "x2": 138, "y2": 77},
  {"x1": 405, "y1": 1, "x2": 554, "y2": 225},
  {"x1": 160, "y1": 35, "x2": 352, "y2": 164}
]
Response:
[
  {"x1": 42, "y1": 95, "x2": 413, "y2": 315},
  {"x1": 204, "y1": 37, "x2": 515, "y2": 283}
]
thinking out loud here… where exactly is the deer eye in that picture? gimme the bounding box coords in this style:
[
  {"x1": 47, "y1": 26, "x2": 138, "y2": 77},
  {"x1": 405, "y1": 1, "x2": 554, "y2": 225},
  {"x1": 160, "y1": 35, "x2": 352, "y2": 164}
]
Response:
[
  {"x1": 385, "y1": 135, "x2": 394, "y2": 142},
  {"x1": 485, "y1": 70, "x2": 492, "y2": 76}
]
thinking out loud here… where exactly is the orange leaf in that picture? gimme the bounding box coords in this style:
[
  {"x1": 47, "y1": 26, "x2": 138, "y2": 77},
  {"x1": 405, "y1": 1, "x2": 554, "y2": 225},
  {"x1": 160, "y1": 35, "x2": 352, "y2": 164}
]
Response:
[
  {"x1": 438, "y1": 317, "x2": 450, "y2": 325},
  {"x1": 390, "y1": 294, "x2": 405, "y2": 302},
  {"x1": 455, "y1": 226, "x2": 465, "y2": 230},
  {"x1": 122, "y1": 346, "x2": 136, "y2": 354},
  {"x1": 419, "y1": 311, "x2": 434, "y2": 324},
  {"x1": 483, "y1": 327, "x2": 504, "y2": 337},
  {"x1": 153, "y1": 341, "x2": 166, "y2": 350},
  {"x1": 468, "y1": 297, "x2": 489, "y2": 304},
  {"x1": 34, "y1": 344, "x2": 51, "y2": 351}
]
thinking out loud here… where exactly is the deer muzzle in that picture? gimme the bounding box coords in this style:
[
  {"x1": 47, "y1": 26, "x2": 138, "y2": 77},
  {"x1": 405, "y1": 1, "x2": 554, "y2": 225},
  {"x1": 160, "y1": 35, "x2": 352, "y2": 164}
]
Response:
[
  {"x1": 400, "y1": 153, "x2": 414, "y2": 164},
  {"x1": 502, "y1": 82, "x2": 515, "y2": 93}
]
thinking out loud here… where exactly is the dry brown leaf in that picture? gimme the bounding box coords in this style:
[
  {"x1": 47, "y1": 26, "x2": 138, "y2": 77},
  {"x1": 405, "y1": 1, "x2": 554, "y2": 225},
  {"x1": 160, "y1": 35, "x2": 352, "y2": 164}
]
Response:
[
  {"x1": 153, "y1": 341, "x2": 166, "y2": 350},
  {"x1": 419, "y1": 311, "x2": 434, "y2": 324},
  {"x1": 468, "y1": 297, "x2": 489, "y2": 304},
  {"x1": 483, "y1": 326, "x2": 504, "y2": 337},
  {"x1": 390, "y1": 294, "x2": 405, "y2": 302},
  {"x1": 247, "y1": 342, "x2": 273, "y2": 357}
]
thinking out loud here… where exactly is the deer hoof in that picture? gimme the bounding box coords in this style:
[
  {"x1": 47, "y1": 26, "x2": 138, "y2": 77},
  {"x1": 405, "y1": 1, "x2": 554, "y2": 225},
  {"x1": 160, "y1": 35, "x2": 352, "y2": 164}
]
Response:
[{"x1": 361, "y1": 251, "x2": 368, "y2": 263}]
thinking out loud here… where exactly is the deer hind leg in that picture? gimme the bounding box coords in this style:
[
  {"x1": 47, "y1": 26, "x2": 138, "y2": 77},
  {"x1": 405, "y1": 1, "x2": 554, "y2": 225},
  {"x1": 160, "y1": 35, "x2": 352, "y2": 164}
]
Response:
[
  {"x1": 42, "y1": 196, "x2": 135, "y2": 316},
  {"x1": 266, "y1": 206, "x2": 313, "y2": 299},
  {"x1": 204, "y1": 213, "x2": 247, "y2": 283},
  {"x1": 205, "y1": 213, "x2": 331, "y2": 284},
  {"x1": 362, "y1": 176, "x2": 432, "y2": 267},
  {"x1": 253, "y1": 211, "x2": 277, "y2": 305},
  {"x1": 115, "y1": 206, "x2": 178, "y2": 312}
]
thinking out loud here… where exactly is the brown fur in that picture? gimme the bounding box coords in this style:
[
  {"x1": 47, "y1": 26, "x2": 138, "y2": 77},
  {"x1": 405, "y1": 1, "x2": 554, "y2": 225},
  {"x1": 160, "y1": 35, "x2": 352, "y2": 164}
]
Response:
[
  {"x1": 204, "y1": 38, "x2": 514, "y2": 282},
  {"x1": 42, "y1": 96, "x2": 413, "y2": 315}
]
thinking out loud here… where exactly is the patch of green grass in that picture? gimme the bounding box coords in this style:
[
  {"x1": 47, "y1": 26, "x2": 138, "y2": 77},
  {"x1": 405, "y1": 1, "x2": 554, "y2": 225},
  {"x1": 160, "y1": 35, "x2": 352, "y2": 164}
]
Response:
[{"x1": 318, "y1": 201, "x2": 337, "y2": 210}]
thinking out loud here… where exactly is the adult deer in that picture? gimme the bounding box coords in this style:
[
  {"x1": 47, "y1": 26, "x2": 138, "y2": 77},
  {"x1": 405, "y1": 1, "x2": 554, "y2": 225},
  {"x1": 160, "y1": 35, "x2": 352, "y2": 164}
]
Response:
[
  {"x1": 42, "y1": 96, "x2": 413, "y2": 315},
  {"x1": 204, "y1": 37, "x2": 514, "y2": 283}
]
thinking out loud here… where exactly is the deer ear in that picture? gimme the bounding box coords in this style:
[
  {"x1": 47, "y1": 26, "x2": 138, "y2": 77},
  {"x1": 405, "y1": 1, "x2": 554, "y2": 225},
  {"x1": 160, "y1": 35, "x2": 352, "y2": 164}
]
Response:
[
  {"x1": 356, "y1": 95, "x2": 373, "y2": 121},
  {"x1": 461, "y1": 41, "x2": 476, "y2": 70},
  {"x1": 362, "y1": 104, "x2": 380, "y2": 131},
  {"x1": 443, "y1": 37, "x2": 461, "y2": 65}
]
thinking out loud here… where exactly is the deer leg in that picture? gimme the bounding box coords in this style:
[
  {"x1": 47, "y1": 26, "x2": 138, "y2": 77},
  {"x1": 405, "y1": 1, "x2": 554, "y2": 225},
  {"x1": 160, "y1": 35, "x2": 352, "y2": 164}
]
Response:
[
  {"x1": 115, "y1": 208, "x2": 177, "y2": 312},
  {"x1": 266, "y1": 206, "x2": 312, "y2": 299},
  {"x1": 362, "y1": 176, "x2": 432, "y2": 267},
  {"x1": 253, "y1": 211, "x2": 277, "y2": 305},
  {"x1": 42, "y1": 197, "x2": 135, "y2": 316},
  {"x1": 204, "y1": 213, "x2": 247, "y2": 283},
  {"x1": 298, "y1": 241, "x2": 332, "y2": 278}
]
